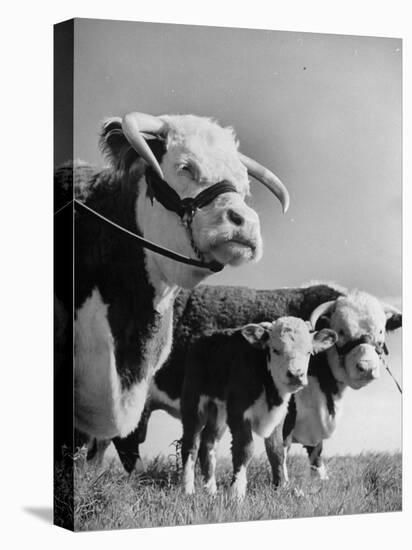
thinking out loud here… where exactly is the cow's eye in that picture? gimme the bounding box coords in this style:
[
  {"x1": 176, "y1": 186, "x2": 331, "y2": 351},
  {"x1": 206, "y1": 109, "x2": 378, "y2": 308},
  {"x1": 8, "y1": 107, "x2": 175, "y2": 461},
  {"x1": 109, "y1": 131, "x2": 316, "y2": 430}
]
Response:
[
  {"x1": 272, "y1": 348, "x2": 280, "y2": 355},
  {"x1": 339, "y1": 330, "x2": 345, "y2": 337}
]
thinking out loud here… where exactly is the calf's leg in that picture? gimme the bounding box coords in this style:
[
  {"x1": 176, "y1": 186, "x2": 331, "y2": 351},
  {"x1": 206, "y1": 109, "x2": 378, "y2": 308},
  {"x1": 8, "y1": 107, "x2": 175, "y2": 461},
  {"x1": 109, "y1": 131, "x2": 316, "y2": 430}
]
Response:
[
  {"x1": 305, "y1": 442, "x2": 328, "y2": 480},
  {"x1": 181, "y1": 408, "x2": 207, "y2": 495},
  {"x1": 264, "y1": 423, "x2": 287, "y2": 488},
  {"x1": 229, "y1": 419, "x2": 254, "y2": 501},
  {"x1": 199, "y1": 406, "x2": 227, "y2": 495}
]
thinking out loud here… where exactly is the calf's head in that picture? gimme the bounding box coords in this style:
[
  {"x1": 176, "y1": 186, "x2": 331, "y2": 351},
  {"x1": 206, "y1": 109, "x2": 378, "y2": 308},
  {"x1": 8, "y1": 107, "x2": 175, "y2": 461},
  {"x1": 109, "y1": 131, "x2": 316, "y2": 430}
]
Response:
[
  {"x1": 101, "y1": 113, "x2": 289, "y2": 288},
  {"x1": 310, "y1": 291, "x2": 402, "y2": 390},
  {"x1": 241, "y1": 318, "x2": 337, "y2": 393}
]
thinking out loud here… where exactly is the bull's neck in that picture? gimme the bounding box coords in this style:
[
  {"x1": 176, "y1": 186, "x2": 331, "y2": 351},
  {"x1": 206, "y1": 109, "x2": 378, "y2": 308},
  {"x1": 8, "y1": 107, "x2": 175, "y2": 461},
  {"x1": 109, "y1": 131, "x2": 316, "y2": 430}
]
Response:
[{"x1": 136, "y1": 181, "x2": 213, "y2": 290}]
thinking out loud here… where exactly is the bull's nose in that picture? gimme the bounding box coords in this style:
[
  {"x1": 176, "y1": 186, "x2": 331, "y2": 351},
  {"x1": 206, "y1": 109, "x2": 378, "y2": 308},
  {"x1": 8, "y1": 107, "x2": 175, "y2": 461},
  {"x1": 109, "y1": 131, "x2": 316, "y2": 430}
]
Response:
[{"x1": 227, "y1": 208, "x2": 245, "y2": 227}]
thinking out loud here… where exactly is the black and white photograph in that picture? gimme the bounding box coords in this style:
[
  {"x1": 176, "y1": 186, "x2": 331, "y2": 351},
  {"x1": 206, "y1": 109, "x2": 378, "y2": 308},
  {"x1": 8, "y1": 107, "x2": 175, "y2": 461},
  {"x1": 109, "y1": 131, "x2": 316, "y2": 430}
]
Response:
[{"x1": 52, "y1": 16, "x2": 403, "y2": 532}]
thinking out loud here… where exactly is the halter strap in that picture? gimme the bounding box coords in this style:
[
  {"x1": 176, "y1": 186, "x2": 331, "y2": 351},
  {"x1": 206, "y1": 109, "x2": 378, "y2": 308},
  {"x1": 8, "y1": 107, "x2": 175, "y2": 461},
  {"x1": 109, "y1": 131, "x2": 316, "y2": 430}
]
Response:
[
  {"x1": 145, "y1": 168, "x2": 238, "y2": 219},
  {"x1": 336, "y1": 334, "x2": 387, "y2": 357}
]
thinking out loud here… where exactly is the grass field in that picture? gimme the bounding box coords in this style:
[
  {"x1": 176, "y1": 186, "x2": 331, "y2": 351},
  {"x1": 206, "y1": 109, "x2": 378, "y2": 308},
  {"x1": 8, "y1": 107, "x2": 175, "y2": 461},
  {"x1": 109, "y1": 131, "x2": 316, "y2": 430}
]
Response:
[{"x1": 69, "y1": 449, "x2": 401, "y2": 531}]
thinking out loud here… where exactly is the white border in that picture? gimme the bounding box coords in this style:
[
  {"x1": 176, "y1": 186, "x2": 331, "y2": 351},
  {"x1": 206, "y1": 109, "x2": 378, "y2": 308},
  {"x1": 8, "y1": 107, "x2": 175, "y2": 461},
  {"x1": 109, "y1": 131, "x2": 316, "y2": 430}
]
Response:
[{"x1": 1, "y1": 1, "x2": 410, "y2": 548}]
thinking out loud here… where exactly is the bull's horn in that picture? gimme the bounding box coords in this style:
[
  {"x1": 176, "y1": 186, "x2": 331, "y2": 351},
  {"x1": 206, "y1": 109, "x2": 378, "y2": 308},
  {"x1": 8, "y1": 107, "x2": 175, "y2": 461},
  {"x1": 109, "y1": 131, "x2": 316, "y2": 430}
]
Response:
[
  {"x1": 309, "y1": 300, "x2": 336, "y2": 330},
  {"x1": 239, "y1": 153, "x2": 290, "y2": 213},
  {"x1": 122, "y1": 112, "x2": 168, "y2": 179}
]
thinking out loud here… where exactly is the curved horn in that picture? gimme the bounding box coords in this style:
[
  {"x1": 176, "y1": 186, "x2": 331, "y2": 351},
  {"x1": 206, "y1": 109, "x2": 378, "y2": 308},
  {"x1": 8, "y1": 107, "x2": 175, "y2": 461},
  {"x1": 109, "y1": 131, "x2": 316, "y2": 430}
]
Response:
[
  {"x1": 309, "y1": 300, "x2": 336, "y2": 330},
  {"x1": 239, "y1": 153, "x2": 290, "y2": 213},
  {"x1": 122, "y1": 112, "x2": 168, "y2": 179}
]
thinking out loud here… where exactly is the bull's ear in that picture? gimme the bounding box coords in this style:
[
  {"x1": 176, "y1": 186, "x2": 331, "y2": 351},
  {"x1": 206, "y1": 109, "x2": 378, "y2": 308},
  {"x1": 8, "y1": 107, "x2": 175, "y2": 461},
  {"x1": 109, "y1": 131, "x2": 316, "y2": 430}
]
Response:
[
  {"x1": 386, "y1": 312, "x2": 402, "y2": 332},
  {"x1": 312, "y1": 329, "x2": 338, "y2": 354},
  {"x1": 99, "y1": 117, "x2": 166, "y2": 171},
  {"x1": 241, "y1": 323, "x2": 270, "y2": 349},
  {"x1": 100, "y1": 117, "x2": 131, "y2": 166}
]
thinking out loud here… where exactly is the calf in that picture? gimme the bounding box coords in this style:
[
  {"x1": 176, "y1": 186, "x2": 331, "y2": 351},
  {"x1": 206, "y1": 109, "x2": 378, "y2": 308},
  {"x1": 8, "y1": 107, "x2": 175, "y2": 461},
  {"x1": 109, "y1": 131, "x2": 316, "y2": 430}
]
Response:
[{"x1": 180, "y1": 318, "x2": 337, "y2": 500}]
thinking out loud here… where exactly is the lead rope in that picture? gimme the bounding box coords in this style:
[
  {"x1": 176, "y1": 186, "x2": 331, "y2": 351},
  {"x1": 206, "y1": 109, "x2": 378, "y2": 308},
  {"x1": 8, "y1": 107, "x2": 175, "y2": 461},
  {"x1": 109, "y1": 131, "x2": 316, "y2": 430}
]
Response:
[
  {"x1": 382, "y1": 355, "x2": 403, "y2": 394},
  {"x1": 54, "y1": 199, "x2": 223, "y2": 272}
]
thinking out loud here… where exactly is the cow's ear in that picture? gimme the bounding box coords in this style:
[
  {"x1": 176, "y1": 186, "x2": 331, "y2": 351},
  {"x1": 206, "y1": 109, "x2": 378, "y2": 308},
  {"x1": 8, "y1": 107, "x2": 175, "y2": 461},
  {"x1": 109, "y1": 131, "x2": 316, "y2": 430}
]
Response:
[
  {"x1": 386, "y1": 312, "x2": 402, "y2": 332},
  {"x1": 381, "y1": 302, "x2": 402, "y2": 332},
  {"x1": 312, "y1": 329, "x2": 338, "y2": 354},
  {"x1": 315, "y1": 315, "x2": 331, "y2": 330},
  {"x1": 241, "y1": 323, "x2": 270, "y2": 349}
]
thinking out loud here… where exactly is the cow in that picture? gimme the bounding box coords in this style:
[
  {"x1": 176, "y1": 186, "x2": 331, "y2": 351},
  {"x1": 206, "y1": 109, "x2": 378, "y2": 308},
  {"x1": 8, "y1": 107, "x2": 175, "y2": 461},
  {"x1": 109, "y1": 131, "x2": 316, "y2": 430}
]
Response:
[
  {"x1": 62, "y1": 112, "x2": 289, "y2": 453},
  {"x1": 180, "y1": 318, "x2": 337, "y2": 500},
  {"x1": 107, "y1": 283, "x2": 401, "y2": 484}
]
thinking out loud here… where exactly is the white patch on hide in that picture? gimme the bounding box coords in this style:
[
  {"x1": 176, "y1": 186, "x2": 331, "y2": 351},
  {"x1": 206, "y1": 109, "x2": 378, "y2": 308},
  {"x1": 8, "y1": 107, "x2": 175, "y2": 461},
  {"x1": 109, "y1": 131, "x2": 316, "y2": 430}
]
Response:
[
  {"x1": 230, "y1": 465, "x2": 247, "y2": 501},
  {"x1": 244, "y1": 392, "x2": 290, "y2": 439},
  {"x1": 283, "y1": 446, "x2": 290, "y2": 483},
  {"x1": 75, "y1": 288, "x2": 149, "y2": 439},
  {"x1": 292, "y1": 376, "x2": 343, "y2": 446},
  {"x1": 204, "y1": 448, "x2": 218, "y2": 495},
  {"x1": 183, "y1": 454, "x2": 195, "y2": 495},
  {"x1": 149, "y1": 380, "x2": 181, "y2": 419}
]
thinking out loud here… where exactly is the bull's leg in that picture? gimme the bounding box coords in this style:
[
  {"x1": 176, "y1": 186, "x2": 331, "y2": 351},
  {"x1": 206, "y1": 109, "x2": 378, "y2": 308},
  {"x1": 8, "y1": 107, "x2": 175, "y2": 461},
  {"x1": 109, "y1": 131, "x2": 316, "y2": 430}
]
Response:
[
  {"x1": 305, "y1": 442, "x2": 328, "y2": 480},
  {"x1": 264, "y1": 423, "x2": 287, "y2": 488},
  {"x1": 87, "y1": 438, "x2": 111, "y2": 467},
  {"x1": 199, "y1": 407, "x2": 227, "y2": 495},
  {"x1": 228, "y1": 419, "x2": 254, "y2": 501},
  {"x1": 112, "y1": 402, "x2": 153, "y2": 474}
]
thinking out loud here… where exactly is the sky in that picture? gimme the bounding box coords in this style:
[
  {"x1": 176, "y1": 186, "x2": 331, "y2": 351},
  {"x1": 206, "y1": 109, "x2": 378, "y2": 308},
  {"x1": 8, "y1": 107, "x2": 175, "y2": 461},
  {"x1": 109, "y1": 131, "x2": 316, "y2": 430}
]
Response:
[{"x1": 72, "y1": 19, "x2": 402, "y2": 457}]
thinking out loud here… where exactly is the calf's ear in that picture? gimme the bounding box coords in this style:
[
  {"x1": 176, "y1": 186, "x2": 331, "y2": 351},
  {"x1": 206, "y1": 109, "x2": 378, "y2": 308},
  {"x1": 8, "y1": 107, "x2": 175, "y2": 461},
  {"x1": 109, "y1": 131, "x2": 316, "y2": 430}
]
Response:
[
  {"x1": 241, "y1": 323, "x2": 270, "y2": 349},
  {"x1": 312, "y1": 329, "x2": 338, "y2": 354}
]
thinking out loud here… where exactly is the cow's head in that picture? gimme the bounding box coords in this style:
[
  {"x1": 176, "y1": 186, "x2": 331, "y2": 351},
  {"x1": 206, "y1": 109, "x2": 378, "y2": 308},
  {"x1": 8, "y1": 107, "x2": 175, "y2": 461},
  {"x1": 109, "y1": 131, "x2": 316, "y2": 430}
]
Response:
[
  {"x1": 100, "y1": 113, "x2": 289, "y2": 288},
  {"x1": 241, "y1": 318, "x2": 337, "y2": 393},
  {"x1": 310, "y1": 291, "x2": 402, "y2": 390}
]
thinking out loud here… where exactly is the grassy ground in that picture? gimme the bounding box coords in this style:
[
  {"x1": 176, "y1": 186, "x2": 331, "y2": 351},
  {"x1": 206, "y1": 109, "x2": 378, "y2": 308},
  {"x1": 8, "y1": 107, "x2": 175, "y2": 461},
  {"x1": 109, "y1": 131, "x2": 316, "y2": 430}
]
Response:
[{"x1": 72, "y1": 450, "x2": 401, "y2": 531}]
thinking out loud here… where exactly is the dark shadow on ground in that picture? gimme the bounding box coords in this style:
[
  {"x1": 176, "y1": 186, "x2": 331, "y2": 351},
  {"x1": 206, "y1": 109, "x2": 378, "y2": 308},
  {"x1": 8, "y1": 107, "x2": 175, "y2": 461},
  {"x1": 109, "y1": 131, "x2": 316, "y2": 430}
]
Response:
[{"x1": 23, "y1": 506, "x2": 53, "y2": 524}]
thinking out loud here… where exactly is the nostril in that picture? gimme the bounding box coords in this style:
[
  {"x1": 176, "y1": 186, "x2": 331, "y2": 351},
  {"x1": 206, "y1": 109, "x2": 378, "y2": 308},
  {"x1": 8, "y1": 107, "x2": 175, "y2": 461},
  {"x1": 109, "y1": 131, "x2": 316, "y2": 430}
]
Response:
[
  {"x1": 287, "y1": 372, "x2": 303, "y2": 384},
  {"x1": 227, "y1": 209, "x2": 244, "y2": 227}
]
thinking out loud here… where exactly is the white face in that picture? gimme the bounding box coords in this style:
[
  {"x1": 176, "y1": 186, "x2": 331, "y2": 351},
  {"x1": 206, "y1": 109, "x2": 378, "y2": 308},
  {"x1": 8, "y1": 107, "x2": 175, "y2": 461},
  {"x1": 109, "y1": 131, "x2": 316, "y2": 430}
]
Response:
[
  {"x1": 241, "y1": 318, "x2": 337, "y2": 394},
  {"x1": 328, "y1": 293, "x2": 387, "y2": 390},
  {"x1": 137, "y1": 116, "x2": 263, "y2": 287}
]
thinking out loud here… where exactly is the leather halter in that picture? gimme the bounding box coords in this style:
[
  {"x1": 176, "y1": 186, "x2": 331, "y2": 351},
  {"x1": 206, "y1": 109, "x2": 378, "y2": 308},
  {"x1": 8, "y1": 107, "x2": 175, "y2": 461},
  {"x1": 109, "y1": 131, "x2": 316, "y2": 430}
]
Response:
[
  {"x1": 145, "y1": 168, "x2": 238, "y2": 222},
  {"x1": 335, "y1": 334, "x2": 388, "y2": 357},
  {"x1": 64, "y1": 170, "x2": 243, "y2": 273}
]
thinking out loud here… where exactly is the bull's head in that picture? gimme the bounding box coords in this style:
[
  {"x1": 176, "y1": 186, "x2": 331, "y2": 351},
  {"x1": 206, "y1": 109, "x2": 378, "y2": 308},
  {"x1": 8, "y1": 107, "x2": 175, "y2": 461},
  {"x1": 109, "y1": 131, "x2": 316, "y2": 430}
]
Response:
[
  {"x1": 309, "y1": 292, "x2": 402, "y2": 390},
  {"x1": 101, "y1": 112, "x2": 289, "y2": 288}
]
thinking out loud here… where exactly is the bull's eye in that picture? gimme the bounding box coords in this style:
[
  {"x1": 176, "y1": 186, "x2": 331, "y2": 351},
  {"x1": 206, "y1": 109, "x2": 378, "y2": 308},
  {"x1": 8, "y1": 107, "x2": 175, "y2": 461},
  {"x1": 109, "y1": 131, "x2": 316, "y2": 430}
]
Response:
[{"x1": 179, "y1": 164, "x2": 195, "y2": 179}]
